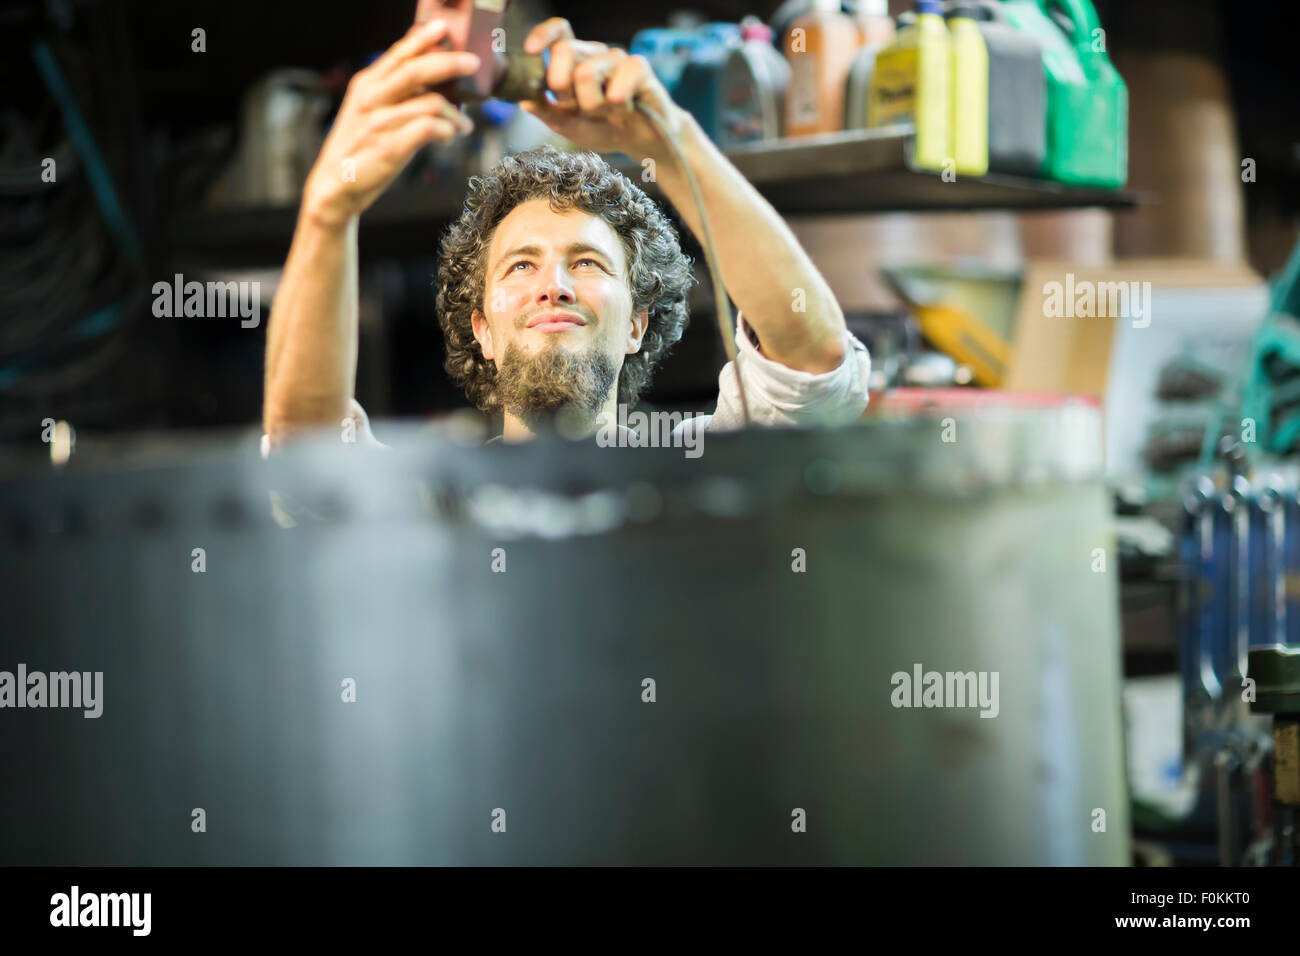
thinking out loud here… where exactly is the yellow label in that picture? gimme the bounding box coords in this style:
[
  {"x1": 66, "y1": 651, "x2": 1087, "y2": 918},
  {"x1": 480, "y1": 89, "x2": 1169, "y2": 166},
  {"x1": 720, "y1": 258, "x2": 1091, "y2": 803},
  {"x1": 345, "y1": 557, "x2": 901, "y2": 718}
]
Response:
[{"x1": 868, "y1": 47, "x2": 917, "y2": 128}]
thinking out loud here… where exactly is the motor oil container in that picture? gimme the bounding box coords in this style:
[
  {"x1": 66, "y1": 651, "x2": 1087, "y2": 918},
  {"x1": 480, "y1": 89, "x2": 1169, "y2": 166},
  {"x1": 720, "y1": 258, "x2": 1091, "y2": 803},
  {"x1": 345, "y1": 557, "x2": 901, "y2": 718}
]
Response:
[
  {"x1": 948, "y1": 4, "x2": 989, "y2": 176},
  {"x1": 997, "y1": 0, "x2": 1127, "y2": 186},
  {"x1": 783, "y1": 0, "x2": 861, "y2": 136},
  {"x1": 719, "y1": 17, "x2": 791, "y2": 147},
  {"x1": 867, "y1": 0, "x2": 951, "y2": 170},
  {"x1": 968, "y1": 1, "x2": 1045, "y2": 175}
]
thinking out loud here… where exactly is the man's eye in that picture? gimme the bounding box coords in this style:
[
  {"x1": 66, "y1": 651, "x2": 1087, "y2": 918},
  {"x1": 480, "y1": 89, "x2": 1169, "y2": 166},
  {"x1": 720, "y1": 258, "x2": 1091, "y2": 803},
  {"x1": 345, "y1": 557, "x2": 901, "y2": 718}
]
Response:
[{"x1": 508, "y1": 259, "x2": 602, "y2": 273}]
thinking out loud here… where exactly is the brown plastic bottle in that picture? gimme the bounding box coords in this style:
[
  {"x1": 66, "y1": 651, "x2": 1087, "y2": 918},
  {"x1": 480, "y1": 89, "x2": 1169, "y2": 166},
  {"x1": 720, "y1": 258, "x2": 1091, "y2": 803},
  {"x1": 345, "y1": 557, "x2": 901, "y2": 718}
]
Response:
[
  {"x1": 783, "y1": 0, "x2": 863, "y2": 136},
  {"x1": 854, "y1": 0, "x2": 896, "y2": 48}
]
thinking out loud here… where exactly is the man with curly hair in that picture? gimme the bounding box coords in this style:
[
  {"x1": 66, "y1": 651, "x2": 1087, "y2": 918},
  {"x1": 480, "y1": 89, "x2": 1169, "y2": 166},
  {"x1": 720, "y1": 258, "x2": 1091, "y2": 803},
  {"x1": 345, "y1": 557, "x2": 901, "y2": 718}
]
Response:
[
  {"x1": 434, "y1": 144, "x2": 697, "y2": 439},
  {"x1": 263, "y1": 15, "x2": 870, "y2": 451}
]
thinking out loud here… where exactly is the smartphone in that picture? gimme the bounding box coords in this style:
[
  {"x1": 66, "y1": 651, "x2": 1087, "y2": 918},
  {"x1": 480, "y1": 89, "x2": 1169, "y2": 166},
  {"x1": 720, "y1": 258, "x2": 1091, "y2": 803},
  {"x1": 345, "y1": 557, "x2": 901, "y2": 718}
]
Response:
[{"x1": 416, "y1": 0, "x2": 507, "y2": 104}]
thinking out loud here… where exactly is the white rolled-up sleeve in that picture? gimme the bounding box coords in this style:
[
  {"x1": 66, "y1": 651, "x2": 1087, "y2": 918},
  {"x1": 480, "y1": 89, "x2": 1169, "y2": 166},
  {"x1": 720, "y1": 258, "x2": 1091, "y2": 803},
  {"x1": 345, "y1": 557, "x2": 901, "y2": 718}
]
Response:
[
  {"x1": 260, "y1": 398, "x2": 387, "y2": 459},
  {"x1": 677, "y1": 312, "x2": 871, "y2": 437}
]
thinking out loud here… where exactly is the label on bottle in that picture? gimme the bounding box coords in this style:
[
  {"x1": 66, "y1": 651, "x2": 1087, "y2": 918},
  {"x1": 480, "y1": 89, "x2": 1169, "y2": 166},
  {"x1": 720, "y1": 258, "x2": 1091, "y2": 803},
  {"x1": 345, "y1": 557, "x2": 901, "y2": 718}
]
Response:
[
  {"x1": 788, "y1": 53, "x2": 818, "y2": 127},
  {"x1": 868, "y1": 47, "x2": 916, "y2": 127},
  {"x1": 720, "y1": 56, "x2": 763, "y2": 144}
]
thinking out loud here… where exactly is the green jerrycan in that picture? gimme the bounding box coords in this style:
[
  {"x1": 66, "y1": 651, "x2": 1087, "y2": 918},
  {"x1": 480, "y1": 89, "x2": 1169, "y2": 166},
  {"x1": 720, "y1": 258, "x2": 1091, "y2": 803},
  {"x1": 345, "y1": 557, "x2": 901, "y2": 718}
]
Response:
[{"x1": 998, "y1": 0, "x2": 1127, "y2": 187}]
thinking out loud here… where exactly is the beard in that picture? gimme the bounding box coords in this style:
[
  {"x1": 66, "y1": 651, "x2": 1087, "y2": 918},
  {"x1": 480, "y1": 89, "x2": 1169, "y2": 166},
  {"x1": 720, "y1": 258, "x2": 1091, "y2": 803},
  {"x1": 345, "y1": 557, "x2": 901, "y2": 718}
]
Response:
[{"x1": 494, "y1": 338, "x2": 618, "y2": 434}]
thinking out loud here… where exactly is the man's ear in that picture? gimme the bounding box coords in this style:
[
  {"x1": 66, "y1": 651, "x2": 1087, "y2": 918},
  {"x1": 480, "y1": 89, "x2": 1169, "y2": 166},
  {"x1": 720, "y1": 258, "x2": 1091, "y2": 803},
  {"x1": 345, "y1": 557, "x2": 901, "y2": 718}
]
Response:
[
  {"x1": 625, "y1": 307, "x2": 650, "y2": 354},
  {"x1": 471, "y1": 308, "x2": 495, "y2": 361}
]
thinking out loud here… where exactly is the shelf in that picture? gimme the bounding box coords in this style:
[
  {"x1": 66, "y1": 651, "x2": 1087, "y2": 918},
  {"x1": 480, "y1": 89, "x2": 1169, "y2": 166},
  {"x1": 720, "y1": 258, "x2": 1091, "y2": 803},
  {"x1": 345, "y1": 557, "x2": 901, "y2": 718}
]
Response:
[
  {"x1": 166, "y1": 175, "x2": 469, "y2": 268},
  {"x1": 634, "y1": 125, "x2": 1139, "y2": 216},
  {"x1": 168, "y1": 126, "x2": 1138, "y2": 268}
]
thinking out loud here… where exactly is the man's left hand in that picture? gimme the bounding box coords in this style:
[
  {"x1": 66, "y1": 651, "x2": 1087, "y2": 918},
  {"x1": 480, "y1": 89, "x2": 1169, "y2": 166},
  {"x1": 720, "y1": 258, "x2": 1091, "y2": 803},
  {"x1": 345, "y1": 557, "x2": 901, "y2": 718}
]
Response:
[{"x1": 519, "y1": 18, "x2": 686, "y2": 159}]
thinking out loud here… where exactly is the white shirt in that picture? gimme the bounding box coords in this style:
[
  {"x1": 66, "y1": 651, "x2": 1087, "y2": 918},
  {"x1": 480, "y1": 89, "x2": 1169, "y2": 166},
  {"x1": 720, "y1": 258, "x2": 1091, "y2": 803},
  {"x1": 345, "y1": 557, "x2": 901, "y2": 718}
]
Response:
[
  {"x1": 674, "y1": 312, "x2": 871, "y2": 439},
  {"x1": 261, "y1": 312, "x2": 871, "y2": 457}
]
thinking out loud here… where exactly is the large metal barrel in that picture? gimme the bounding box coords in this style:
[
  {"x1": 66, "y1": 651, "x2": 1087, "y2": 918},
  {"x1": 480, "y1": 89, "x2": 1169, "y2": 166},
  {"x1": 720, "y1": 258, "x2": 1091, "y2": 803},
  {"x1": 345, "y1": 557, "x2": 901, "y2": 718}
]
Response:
[{"x1": 0, "y1": 408, "x2": 1128, "y2": 864}]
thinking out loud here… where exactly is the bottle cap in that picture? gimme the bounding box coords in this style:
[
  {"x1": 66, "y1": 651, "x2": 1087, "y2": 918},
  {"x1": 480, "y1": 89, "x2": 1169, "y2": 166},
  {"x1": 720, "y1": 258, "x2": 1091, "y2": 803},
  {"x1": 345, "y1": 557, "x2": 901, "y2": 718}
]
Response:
[
  {"x1": 739, "y1": 15, "x2": 773, "y2": 42},
  {"x1": 916, "y1": 0, "x2": 944, "y2": 15},
  {"x1": 481, "y1": 99, "x2": 516, "y2": 126}
]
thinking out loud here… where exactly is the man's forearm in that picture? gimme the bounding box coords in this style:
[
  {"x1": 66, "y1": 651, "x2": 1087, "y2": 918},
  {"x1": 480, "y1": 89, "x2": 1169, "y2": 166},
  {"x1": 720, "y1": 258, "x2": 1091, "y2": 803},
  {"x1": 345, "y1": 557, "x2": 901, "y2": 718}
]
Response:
[
  {"x1": 262, "y1": 208, "x2": 361, "y2": 444},
  {"x1": 649, "y1": 112, "x2": 847, "y2": 373}
]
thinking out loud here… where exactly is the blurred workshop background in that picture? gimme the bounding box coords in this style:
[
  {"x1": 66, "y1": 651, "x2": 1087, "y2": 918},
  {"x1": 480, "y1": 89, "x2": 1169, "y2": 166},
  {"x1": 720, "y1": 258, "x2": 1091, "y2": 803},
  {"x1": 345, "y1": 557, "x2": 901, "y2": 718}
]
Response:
[{"x1": 3, "y1": 0, "x2": 1300, "y2": 865}]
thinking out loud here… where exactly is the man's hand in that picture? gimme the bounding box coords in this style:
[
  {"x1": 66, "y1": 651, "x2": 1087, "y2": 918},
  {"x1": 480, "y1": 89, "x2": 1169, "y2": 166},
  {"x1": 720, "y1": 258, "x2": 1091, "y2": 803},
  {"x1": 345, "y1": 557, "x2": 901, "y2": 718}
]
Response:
[
  {"x1": 518, "y1": 18, "x2": 685, "y2": 159},
  {"x1": 515, "y1": 19, "x2": 849, "y2": 377},
  {"x1": 301, "y1": 18, "x2": 479, "y2": 230}
]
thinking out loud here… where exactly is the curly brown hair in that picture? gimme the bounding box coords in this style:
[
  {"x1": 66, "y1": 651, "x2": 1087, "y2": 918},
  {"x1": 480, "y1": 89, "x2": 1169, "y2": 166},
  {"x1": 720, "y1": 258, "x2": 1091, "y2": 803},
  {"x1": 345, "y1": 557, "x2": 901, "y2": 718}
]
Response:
[{"x1": 436, "y1": 145, "x2": 695, "y2": 413}]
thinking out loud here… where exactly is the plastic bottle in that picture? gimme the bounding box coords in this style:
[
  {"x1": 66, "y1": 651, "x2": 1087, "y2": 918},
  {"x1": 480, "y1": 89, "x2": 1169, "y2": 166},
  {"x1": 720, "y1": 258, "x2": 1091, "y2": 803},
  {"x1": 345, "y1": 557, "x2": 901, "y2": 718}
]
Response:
[
  {"x1": 673, "y1": 23, "x2": 742, "y2": 143},
  {"x1": 997, "y1": 0, "x2": 1127, "y2": 187},
  {"x1": 866, "y1": 15, "x2": 917, "y2": 129},
  {"x1": 968, "y1": 1, "x2": 1045, "y2": 176},
  {"x1": 782, "y1": 0, "x2": 861, "y2": 137},
  {"x1": 947, "y1": 4, "x2": 988, "y2": 176},
  {"x1": 844, "y1": 3, "x2": 897, "y2": 129},
  {"x1": 629, "y1": 28, "x2": 701, "y2": 101},
  {"x1": 867, "y1": 0, "x2": 950, "y2": 170},
  {"x1": 853, "y1": 0, "x2": 895, "y2": 48},
  {"x1": 719, "y1": 17, "x2": 791, "y2": 147}
]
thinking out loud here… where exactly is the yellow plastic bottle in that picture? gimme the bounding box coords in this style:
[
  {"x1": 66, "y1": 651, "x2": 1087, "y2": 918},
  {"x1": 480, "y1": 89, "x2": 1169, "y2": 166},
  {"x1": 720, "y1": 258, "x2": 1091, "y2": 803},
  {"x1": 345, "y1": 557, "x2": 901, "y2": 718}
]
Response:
[
  {"x1": 867, "y1": 0, "x2": 950, "y2": 171},
  {"x1": 948, "y1": 4, "x2": 989, "y2": 176},
  {"x1": 867, "y1": 20, "x2": 914, "y2": 130}
]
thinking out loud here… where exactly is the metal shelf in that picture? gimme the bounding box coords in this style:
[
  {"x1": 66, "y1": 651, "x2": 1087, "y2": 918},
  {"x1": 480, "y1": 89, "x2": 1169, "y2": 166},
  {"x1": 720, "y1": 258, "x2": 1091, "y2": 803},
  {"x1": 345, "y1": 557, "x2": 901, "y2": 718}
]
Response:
[
  {"x1": 168, "y1": 126, "x2": 1138, "y2": 268},
  {"x1": 699, "y1": 126, "x2": 1139, "y2": 215}
]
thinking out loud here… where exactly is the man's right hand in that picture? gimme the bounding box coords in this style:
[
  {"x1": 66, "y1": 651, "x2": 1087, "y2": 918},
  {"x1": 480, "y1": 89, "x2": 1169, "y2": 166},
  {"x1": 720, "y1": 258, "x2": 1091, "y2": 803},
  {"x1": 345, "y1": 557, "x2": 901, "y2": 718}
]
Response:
[{"x1": 301, "y1": 18, "x2": 480, "y2": 230}]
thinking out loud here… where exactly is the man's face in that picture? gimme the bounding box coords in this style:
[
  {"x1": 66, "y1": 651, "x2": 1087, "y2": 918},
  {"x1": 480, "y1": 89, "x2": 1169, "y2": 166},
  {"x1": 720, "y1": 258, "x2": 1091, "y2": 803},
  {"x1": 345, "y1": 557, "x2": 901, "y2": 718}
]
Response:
[{"x1": 471, "y1": 198, "x2": 649, "y2": 423}]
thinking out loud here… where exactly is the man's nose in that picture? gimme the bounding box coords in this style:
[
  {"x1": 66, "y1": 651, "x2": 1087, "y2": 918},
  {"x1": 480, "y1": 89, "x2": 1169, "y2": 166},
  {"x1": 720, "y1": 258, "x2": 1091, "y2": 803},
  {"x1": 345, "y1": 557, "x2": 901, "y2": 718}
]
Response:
[{"x1": 536, "y1": 262, "x2": 576, "y2": 306}]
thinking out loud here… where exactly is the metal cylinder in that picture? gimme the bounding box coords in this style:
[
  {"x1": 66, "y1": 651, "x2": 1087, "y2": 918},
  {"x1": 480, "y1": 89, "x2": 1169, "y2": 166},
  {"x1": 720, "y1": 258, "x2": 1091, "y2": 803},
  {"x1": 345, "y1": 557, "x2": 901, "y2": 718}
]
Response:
[{"x1": 0, "y1": 409, "x2": 1128, "y2": 864}]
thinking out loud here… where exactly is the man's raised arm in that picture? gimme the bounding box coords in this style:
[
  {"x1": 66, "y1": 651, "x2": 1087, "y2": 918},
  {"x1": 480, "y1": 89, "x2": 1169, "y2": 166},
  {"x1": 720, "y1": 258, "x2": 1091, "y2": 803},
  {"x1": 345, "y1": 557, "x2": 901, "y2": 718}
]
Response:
[
  {"x1": 641, "y1": 115, "x2": 848, "y2": 374},
  {"x1": 262, "y1": 18, "x2": 479, "y2": 450},
  {"x1": 519, "y1": 18, "x2": 848, "y2": 376}
]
